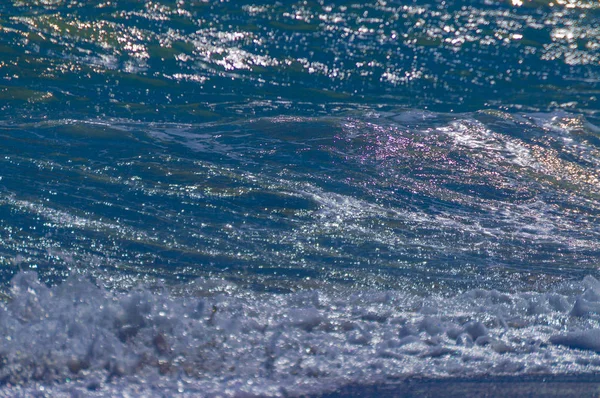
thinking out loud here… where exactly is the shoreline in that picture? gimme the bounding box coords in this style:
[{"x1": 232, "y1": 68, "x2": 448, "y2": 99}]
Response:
[{"x1": 320, "y1": 374, "x2": 600, "y2": 397}]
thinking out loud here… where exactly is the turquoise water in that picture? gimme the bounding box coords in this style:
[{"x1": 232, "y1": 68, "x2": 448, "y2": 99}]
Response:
[{"x1": 1, "y1": 1, "x2": 600, "y2": 396}]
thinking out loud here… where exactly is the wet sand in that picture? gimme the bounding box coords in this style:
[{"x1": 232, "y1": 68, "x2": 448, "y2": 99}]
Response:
[{"x1": 321, "y1": 375, "x2": 600, "y2": 397}]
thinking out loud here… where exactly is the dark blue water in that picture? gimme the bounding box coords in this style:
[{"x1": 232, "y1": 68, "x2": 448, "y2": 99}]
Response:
[{"x1": 1, "y1": 1, "x2": 600, "y2": 396}]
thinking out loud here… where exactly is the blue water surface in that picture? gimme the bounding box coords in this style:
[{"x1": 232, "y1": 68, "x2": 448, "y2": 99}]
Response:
[{"x1": 0, "y1": 0, "x2": 600, "y2": 396}]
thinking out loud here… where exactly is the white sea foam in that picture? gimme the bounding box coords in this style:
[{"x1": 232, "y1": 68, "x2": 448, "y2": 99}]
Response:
[
  {"x1": 1, "y1": 271, "x2": 600, "y2": 396},
  {"x1": 438, "y1": 119, "x2": 538, "y2": 168}
]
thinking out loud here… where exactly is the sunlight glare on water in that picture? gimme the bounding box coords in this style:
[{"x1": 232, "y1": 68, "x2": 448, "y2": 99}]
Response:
[{"x1": 0, "y1": 0, "x2": 599, "y2": 396}]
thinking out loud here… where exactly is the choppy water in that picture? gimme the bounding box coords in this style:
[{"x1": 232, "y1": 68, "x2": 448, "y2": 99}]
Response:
[{"x1": 0, "y1": 0, "x2": 600, "y2": 396}]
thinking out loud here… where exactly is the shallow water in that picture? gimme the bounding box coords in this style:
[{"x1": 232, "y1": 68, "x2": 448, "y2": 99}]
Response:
[{"x1": 0, "y1": 0, "x2": 600, "y2": 396}]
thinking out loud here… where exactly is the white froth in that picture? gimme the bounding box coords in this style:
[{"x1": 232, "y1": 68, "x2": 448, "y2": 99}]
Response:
[
  {"x1": 1, "y1": 272, "x2": 600, "y2": 396},
  {"x1": 438, "y1": 120, "x2": 538, "y2": 168}
]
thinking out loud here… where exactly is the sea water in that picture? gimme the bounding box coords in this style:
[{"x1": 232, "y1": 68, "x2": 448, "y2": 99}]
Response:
[{"x1": 0, "y1": 0, "x2": 599, "y2": 396}]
